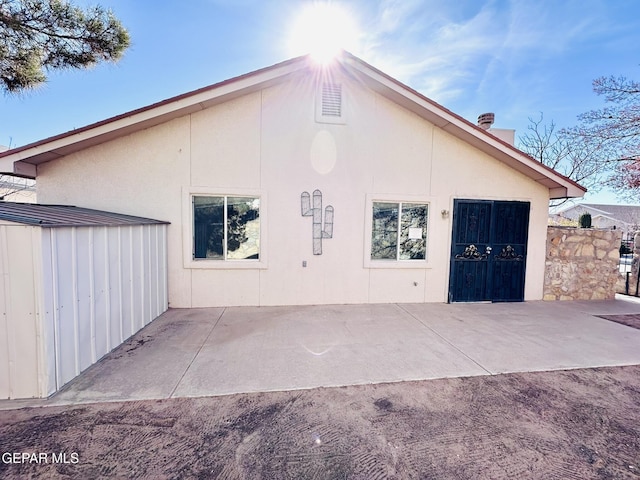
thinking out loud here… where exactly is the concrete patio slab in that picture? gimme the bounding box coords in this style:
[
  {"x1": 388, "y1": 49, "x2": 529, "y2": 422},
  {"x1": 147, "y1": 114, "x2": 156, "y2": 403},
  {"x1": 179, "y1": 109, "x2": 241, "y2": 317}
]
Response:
[
  {"x1": 3, "y1": 296, "x2": 640, "y2": 409},
  {"x1": 172, "y1": 304, "x2": 488, "y2": 397},
  {"x1": 46, "y1": 308, "x2": 225, "y2": 404},
  {"x1": 400, "y1": 301, "x2": 640, "y2": 375}
]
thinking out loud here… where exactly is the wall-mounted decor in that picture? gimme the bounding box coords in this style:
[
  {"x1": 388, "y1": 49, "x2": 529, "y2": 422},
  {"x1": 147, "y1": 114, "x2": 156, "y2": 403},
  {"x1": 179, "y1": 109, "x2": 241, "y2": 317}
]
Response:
[{"x1": 301, "y1": 189, "x2": 334, "y2": 255}]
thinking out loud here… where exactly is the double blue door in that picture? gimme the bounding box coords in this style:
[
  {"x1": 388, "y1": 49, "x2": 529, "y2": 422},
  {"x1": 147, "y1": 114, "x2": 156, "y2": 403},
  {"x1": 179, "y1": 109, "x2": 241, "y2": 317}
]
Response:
[{"x1": 449, "y1": 200, "x2": 530, "y2": 302}]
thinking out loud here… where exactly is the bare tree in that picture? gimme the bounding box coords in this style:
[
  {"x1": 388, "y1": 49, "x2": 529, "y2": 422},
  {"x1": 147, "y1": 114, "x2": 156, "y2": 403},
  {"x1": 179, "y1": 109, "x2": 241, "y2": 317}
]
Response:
[
  {"x1": 564, "y1": 75, "x2": 640, "y2": 199},
  {"x1": 518, "y1": 113, "x2": 608, "y2": 195}
]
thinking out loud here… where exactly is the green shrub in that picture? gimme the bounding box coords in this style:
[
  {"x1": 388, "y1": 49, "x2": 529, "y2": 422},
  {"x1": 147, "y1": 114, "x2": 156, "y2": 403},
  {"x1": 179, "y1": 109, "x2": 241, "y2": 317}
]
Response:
[{"x1": 579, "y1": 212, "x2": 592, "y2": 228}]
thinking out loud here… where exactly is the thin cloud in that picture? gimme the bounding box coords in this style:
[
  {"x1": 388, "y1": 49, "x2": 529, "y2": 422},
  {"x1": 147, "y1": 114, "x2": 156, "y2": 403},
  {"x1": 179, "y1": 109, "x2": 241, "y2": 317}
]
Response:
[
  {"x1": 357, "y1": 1, "x2": 504, "y2": 102},
  {"x1": 374, "y1": 0, "x2": 425, "y2": 34},
  {"x1": 355, "y1": 0, "x2": 609, "y2": 107}
]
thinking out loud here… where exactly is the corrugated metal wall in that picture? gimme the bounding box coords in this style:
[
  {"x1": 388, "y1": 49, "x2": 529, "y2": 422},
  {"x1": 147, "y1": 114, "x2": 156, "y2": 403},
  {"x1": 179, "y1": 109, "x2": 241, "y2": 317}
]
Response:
[
  {"x1": 0, "y1": 222, "x2": 168, "y2": 399},
  {"x1": 0, "y1": 225, "x2": 43, "y2": 399},
  {"x1": 41, "y1": 224, "x2": 168, "y2": 395}
]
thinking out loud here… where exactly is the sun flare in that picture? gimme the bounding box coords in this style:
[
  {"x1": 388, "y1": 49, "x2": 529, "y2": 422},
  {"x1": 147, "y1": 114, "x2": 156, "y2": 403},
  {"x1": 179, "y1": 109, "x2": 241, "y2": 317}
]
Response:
[{"x1": 288, "y1": 3, "x2": 360, "y2": 64}]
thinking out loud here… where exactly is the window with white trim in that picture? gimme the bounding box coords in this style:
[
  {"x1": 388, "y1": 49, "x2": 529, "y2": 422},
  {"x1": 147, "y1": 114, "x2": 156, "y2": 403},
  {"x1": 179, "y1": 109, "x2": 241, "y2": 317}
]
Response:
[
  {"x1": 371, "y1": 202, "x2": 428, "y2": 260},
  {"x1": 193, "y1": 196, "x2": 260, "y2": 260}
]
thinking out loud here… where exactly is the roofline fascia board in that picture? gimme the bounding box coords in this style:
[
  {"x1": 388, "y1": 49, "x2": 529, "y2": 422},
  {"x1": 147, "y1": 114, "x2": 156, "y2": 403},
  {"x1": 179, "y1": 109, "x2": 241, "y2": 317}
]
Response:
[
  {"x1": 551, "y1": 185, "x2": 589, "y2": 200},
  {"x1": 13, "y1": 161, "x2": 37, "y2": 178},
  {"x1": 590, "y1": 213, "x2": 628, "y2": 223},
  {"x1": 0, "y1": 56, "x2": 309, "y2": 177},
  {"x1": 549, "y1": 187, "x2": 568, "y2": 199},
  {"x1": 0, "y1": 51, "x2": 588, "y2": 198},
  {"x1": 579, "y1": 205, "x2": 611, "y2": 215},
  {"x1": 557, "y1": 204, "x2": 612, "y2": 215}
]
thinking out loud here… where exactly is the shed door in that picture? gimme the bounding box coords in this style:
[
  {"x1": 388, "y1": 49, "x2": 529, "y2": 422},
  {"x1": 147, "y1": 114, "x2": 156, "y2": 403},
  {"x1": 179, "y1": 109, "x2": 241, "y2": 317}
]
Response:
[{"x1": 449, "y1": 200, "x2": 530, "y2": 302}]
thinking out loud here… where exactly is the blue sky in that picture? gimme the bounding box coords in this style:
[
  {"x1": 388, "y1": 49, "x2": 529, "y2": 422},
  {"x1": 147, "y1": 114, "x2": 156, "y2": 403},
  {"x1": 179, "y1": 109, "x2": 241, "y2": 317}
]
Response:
[{"x1": 1, "y1": 0, "x2": 639, "y2": 203}]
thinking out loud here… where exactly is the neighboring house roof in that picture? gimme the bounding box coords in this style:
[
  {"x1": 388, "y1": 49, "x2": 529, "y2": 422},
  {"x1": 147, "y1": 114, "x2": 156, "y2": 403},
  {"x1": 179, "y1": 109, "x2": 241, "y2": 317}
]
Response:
[
  {"x1": 579, "y1": 203, "x2": 640, "y2": 223},
  {"x1": 0, "y1": 51, "x2": 586, "y2": 199},
  {"x1": 0, "y1": 202, "x2": 169, "y2": 228},
  {"x1": 557, "y1": 203, "x2": 640, "y2": 225},
  {"x1": 557, "y1": 203, "x2": 640, "y2": 223}
]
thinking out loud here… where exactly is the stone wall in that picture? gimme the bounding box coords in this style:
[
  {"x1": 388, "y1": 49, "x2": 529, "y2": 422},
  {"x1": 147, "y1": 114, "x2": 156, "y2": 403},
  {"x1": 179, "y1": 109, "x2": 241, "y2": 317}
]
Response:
[{"x1": 544, "y1": 226, "x2": 621, "y2": 301}]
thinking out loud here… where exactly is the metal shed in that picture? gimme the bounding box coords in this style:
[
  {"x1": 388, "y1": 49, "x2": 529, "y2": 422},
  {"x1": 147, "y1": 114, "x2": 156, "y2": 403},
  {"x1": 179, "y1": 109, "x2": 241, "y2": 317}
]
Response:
[{"x1": 0, "y1": 202, "x2": 169, "y2": 399}]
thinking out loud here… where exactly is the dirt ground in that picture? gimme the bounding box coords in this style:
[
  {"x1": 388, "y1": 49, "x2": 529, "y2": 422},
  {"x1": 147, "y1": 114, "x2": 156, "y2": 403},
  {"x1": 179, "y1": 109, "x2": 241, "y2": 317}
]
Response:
[
  {"x1": 1, "y1": 365, "x2": 639, "y2": 480},
  {"x1": 598, "y1": 313, "x2": 640, "y2": 330}
]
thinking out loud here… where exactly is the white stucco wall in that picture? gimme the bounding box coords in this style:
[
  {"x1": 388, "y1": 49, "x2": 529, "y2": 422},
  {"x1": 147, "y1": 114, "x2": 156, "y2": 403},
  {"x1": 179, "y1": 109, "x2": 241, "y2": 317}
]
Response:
[
  {"x1": 39, "y1": 119, "x2": 190, "y2": 306},
  {"x1": 37, "y1": 67, "x2": 549, "y2": 307}
]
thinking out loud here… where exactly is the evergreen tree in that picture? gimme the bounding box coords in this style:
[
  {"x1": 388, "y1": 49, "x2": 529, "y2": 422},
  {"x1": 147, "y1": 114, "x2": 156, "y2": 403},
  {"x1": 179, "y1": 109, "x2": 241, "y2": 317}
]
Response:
[{"x1": 0, "y1": 0, "x2": 130, "y2": 93}]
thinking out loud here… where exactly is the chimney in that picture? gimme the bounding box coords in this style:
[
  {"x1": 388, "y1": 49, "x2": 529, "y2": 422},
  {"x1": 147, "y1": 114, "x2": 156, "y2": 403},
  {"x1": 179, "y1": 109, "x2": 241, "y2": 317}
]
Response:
[
  {"x1": 477, "y1": 112, "x2": 495, "y2": 130},
  {"x1": 476, "y1": 113, "x2": 515, "y2": 145}
]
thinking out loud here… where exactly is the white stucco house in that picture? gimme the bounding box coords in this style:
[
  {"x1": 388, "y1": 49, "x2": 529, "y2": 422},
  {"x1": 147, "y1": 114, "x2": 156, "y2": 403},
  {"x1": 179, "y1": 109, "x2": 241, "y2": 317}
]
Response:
[{"x1": 0, "y1": 51, "x2": 585, "y2": 308}]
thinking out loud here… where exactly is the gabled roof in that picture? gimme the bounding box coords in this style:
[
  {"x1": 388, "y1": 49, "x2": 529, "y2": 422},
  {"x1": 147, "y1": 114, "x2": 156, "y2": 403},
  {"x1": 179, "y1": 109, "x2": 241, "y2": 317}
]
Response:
[
  {"x1": 579, "y1": 203, "x2": 640, "y2": 219},
  {"x1": 0, "y1": 202, "x2": 169, "y2": 227},
  {"x1": 557, "y1": 202, "x2": 640, "y2": 224},
  {"x1": 0, "y1": 51, "x2": 586, "y2": 199}
]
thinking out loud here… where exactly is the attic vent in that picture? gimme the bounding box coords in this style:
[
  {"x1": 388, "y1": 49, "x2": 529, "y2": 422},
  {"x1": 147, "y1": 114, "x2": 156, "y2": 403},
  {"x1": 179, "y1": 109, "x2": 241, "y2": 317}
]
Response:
[
  {"x1": 316, "y1": 82, "x2": 346, "y2": 124},
  {"x1": 321, "y1": 83, "x2": 342, "y2": 117}
]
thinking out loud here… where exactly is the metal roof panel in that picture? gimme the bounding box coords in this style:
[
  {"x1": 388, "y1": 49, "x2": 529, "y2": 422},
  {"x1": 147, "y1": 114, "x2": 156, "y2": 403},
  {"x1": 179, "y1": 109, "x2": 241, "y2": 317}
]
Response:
[{"x1": 0, "y1": 202, "x2": 170, "y2": 228}]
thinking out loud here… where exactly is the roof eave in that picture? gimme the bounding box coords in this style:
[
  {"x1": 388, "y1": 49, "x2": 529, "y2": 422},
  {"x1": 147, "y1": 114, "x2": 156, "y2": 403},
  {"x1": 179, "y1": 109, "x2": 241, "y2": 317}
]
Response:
[
  {"x1": 0, "y1": 51, "x2": 588, "y2": 200},
  {"x1": 338, "y1": 52, "x2": 587, "y2": 200},
  {"x1": 0, "y1": 55, "x2": 311, "y2": 178}
]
